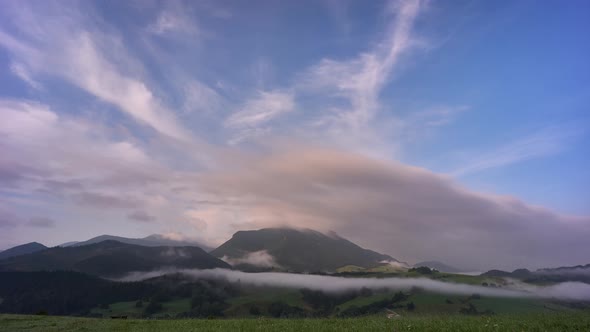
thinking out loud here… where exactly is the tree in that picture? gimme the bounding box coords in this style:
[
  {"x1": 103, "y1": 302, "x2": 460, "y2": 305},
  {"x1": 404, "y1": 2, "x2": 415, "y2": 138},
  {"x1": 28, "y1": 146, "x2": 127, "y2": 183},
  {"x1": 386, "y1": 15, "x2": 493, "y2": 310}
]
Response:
[
  {"x1": 360, "y1": 287, "x2": 373, "y2": 297},
  {"x1": 249, "y1": 306, "x2": 261, "y2": 316},
  {"x1": 143, "y1": 300, "x2": 163, "y2": 316},
  {"x1": 410, "y1": 266, "x2": 435, "y2": 274},
  {"x1": 406, "y1": 302, "x2": 415, "y2": 311}
]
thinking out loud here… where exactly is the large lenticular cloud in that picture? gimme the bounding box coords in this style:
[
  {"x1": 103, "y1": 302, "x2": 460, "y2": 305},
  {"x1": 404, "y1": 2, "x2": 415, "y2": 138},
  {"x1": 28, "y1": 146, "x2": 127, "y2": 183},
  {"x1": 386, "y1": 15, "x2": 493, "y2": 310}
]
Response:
[{"x1": 198, "y1": 147, "x2": 590, "y2": 271}]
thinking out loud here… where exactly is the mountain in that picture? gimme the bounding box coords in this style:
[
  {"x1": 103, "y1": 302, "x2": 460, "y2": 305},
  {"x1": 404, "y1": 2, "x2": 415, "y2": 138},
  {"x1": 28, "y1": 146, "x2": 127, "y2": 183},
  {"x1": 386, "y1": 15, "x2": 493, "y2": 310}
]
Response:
[
  {"x1": 62, "y1": 234, "x2": 212, "y2": 251},
  {"x1": 0, "y1": 240, "x2": 229, "y2": 277},
  {"x1": 211, "y1": 228, "x2": 397, "y2": 272},
  {"x1": 58, "y1": 241, "x2": 79, "y2": 247},
  {"x1": 413, "y1": 261, "x2": 464, "y2": 273},
  {"x1": 481, "y1": 268, "x2": 532, "y2": 278},
  {"x1": 537, "y1": 263, "x2": 590, "y2": 274},
  {"x1": 0, "y1": 271, "x2": 153, "y2": 315},
  {"x1": 0, "y1": 242, "x2": 47, "y2": 260},
  {"x1": 482, "y1": 264, "x2": 590, "y2": 283}
]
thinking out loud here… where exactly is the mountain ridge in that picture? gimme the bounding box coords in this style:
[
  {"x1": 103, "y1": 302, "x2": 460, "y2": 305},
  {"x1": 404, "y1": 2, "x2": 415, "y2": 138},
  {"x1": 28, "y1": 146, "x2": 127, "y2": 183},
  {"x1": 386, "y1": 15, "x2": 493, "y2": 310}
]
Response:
[
  {"x1": 61, "y1": 234, "x2": 212, "y2": 252},
  {"x1": 211, "y1": 227, "x2": 397, "y2": 272},
  {"x1": 0, "y1": 240, "x2": 228, "y2": 277},
  {"x1": 0, "y1": 242, "x2": 47, "y2": 260},
  {"x1": 413, "y1": 261, "x2": 465, "y2": 273}
]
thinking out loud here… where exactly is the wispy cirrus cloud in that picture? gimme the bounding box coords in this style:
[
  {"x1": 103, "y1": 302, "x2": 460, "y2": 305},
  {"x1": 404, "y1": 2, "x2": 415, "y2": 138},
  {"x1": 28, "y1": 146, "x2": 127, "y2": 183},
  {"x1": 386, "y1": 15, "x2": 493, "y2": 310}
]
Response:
[
  {"x1": 10, "y1": 62, "x2": 42, "y2": 90},
  {"x1": 451, "y1": 126, "x2": 583, "y2": 176},
  {"x1": 149, "y1": 10, "x2": 199, "y2": 37},
  {"x1": 225, "y1": 90, "x2": 295, "y2": 143},
  {"x1": 296, "y1": 0, "x2": 424, "y2": 147},
  {"x1": 0, "y1": 2, "x2": 191, "y2": 141}
]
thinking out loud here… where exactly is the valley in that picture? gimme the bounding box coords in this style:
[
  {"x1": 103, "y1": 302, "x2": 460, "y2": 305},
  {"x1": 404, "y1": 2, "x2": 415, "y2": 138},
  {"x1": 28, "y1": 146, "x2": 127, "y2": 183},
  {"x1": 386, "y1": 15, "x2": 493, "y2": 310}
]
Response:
[{"x1": 0, "y1": 228, "x2": 588, "y2": 323}]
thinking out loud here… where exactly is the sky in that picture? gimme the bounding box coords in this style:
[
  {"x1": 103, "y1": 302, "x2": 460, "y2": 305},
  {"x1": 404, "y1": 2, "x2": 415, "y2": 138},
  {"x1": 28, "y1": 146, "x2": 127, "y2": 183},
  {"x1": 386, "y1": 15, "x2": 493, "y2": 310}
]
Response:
[{"x1": 0, "y1": 0, "x2": 588, "y2": 271}]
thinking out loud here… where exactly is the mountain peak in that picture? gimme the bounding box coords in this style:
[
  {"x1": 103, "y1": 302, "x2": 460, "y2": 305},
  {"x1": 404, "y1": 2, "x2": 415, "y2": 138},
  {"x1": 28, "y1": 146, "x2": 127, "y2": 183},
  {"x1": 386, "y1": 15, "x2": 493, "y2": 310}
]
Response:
[
  {"x1": 0, "y1": 240, "x2": 229, "y2": 277},
  {"x1": 0, "y1": 242, "x2": 48, "y2": 260},
  {"x1": 212, "y1": 227, "x2": 397, "y2": 272},
  {"x1": 62, "y1": 234, "x2": 211, "y2": 251}
]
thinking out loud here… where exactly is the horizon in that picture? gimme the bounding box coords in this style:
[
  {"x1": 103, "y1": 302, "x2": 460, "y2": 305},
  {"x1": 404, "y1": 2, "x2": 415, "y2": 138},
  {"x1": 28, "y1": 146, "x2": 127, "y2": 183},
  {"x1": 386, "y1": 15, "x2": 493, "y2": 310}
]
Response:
[
  {"x1": 0, "y1": 226, "x2": 586, "y2": 273},
  {"x1": 0, "y1": 0, "x2": 589, "y2": 271}
]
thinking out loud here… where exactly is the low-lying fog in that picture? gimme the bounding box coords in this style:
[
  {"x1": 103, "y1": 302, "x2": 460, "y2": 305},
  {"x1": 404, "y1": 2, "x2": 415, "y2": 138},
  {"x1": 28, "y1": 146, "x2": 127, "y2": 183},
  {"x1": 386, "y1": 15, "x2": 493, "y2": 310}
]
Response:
[{"x1": 119, "y1": 269, "x2": 590, "y2": 301}]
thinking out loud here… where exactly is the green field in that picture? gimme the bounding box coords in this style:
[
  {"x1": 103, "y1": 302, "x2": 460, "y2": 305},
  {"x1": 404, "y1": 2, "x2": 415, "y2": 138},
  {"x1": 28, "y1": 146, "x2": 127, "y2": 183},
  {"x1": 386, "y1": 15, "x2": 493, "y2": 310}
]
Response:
[
  {"x1": 90, "y1": 298, "x2": 193, "y2": 318},
  {"x1": 2, "y1": 313, "x2": 590, "y2": 331}
]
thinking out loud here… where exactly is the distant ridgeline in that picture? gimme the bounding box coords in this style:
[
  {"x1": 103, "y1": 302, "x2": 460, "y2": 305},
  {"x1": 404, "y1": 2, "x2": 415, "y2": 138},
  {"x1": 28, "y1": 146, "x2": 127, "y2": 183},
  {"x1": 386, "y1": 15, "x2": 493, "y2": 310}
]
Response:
[
  {"x1": 481, "y1": 264, "x2": 590, "y2": 284},
  {"x1": 0, "y1": 240, "x2": 229, "y2": 278},
  {"x1": 0, "y1": 242, "x2": 47, "y2": 260},
  {"x1": 0, "y1": 228, "x2": 589, "y2": 318},
  {"x1": 0, "y1": 228, "x2": 403, "y2": 275}
]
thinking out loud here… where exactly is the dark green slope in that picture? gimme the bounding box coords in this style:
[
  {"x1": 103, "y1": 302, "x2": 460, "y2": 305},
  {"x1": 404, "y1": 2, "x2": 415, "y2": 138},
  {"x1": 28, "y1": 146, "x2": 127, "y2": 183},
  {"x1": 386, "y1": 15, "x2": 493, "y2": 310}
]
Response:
[
  {"x1": 0, "y1": 242, "x2": 47, "y2": 260},
  {"x1": 64, "y1": 234, "x2": 212, "y2": 251},
  {"x1": 0, "y1": 240, "x2": 230, "y2": 277},
  {"x1": 211, "y1": 228, "x2": 396, "y2": 272},
  {"x1": 413, "y1": 261, "x2": 464, "y2": 273},
  {"x1": 0, "y1": 271, "x2": 154, "y2": 315},
  {"x1": 482, "y1": 264, "x2": 590, "y2": 283}
]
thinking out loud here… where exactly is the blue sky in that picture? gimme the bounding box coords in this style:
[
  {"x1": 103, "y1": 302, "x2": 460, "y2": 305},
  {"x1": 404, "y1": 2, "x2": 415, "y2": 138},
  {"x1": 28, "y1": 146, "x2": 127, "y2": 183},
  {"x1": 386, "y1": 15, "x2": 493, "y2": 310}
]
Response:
[{"x1": 0, "y1": 0, "x2": 588, "y2": 270}]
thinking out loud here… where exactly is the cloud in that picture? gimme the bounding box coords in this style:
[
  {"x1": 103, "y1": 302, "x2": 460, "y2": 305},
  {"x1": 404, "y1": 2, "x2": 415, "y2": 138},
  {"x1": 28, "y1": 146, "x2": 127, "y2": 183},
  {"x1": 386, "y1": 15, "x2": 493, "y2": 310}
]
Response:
[
  {"x1": 183, "y1": 80, "x2": 224, "y2": 114},
  {"x1": 295, "y1": 0, "x2": 424, "y2": 151},
  {"x1": 0, "y1": 208, "x2": 19, "y2": 229},
  {"x1": 380, "y1": 260, "x2": 410, "y2": 270},
  {"x1": 224, "y1": 90, "x2": 296, "y2": 144},
  {"x1": 160, "y1": 247, "x2": 189, "y2": 258},
  {"x1": 398, "y1": 105, "x2": 469, "y2": 142},
  {"x1": 226, "y1": 90, "x2": 294, "y2": 127},
  {"x1": 27, "y1": 217, "x2": 56, "y2": 228},
  {"x1": 0, "y1": 2, "x2": 191, "y2": 141},
  {"x1": 127, "y1": 211, "x2": 156, "y2": 223},
  {"x1": 73, "y1": 192, "x2": 139, "y2": 209},
  {"x1": 0, "y1": 99, "x2": 170, "y2": 202},
  {"x1": 149, "y1": 10, "x2": 199, "y2": 36},
  {"x1": 10, "y1": 62, "x2": 42, "y2": 90},
  {"x1": 119, "y1": 268, "x2": 590, "y2": 301},
  {"x1": 221, "y1": 250, "x2": 279, "y2": 268},
  {"x1": 198, "y1": 146, "x2": 590, "y2": 270},
  {"x1": 0, "y1": 0, "x2": 587, "y2": 273},
  {"x1": 450, "y1": 126, "x2": 582, "y2": 176}
]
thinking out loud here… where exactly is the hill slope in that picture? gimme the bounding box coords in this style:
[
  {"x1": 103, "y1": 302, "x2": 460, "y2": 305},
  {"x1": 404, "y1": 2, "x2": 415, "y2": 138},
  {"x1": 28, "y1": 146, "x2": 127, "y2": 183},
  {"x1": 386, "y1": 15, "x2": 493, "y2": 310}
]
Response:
[
  {"x1": 482, "y1": 264, "x2": 590, "y2": 284},
  {"x1": 0, "y1": 242, "x2": 47, "y2": 260},
  {"x1": 63, "y1": 234, "x2": 212, "y2": 251},
  {"x1": 413, "y1": 261, "x2": 464, "y2": 273},
  {"x1": 211, "y1": 228, "x2": 396, "y2": 272},
  {"x1": 0, "y1": 240, "x2": 229, "y2": 277}
]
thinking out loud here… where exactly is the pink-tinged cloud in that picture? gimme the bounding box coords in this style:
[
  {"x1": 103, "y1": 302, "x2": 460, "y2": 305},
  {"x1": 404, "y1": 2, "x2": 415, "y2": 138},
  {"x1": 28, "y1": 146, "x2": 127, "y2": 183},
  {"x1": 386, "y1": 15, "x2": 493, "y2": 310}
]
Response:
[{"x1": 198, "y1": 147, "x2": 590, "y2": 271}]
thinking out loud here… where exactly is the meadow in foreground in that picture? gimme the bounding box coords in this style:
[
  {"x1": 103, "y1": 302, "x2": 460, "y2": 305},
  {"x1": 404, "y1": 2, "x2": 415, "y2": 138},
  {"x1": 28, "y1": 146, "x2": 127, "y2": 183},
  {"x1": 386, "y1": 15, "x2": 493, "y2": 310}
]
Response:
[{"x1": 2, "y1": 313, "x2": 590, "y2": 332}]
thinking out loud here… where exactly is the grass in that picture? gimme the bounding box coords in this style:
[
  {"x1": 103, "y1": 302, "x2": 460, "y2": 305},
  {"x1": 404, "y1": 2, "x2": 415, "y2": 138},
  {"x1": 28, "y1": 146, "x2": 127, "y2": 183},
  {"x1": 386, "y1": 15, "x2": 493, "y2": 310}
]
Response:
[
  {"x1": 336, "y1": 292, "x2": 393, "y2": 311},
  {"x1": 470, "y1": 297, "x2": 574, "y2": 315},
  {"x1": 2, "y1": 313, "x2": 590, "y2": 331},
  {"x1": 90, "y1": 298, "x2": 192, "y2": 318},
  {"x1": 225, "y1": 288, "x2": 308, "y2": 316}
]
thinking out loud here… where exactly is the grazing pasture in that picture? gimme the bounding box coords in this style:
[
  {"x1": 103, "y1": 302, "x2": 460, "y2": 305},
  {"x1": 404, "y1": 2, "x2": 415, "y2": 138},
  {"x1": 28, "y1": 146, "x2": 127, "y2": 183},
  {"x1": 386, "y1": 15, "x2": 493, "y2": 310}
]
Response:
[{"x1": 2, "y1": 313, "x2": 590, "y2": 332}]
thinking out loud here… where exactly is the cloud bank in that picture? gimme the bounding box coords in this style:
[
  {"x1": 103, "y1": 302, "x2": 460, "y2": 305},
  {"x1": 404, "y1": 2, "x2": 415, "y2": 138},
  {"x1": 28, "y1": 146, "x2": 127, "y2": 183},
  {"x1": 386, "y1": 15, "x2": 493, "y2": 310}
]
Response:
[
  {"x1": 119, "y1": 268, "x2": 590, "y2": 301},
  {"x1": 221, "y1": 250, "x2": 279, "y2": 268},
  {"x1": 198, "y1": 147, "x2": 590, "y2": 271}
]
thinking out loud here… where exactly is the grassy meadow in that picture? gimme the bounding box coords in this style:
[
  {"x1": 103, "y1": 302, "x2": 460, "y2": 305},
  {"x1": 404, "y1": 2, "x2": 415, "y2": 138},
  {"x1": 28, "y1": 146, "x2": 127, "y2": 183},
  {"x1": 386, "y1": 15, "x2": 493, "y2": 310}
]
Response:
[{"x1": 2, "y1": 313, "x2": 590, "y2": 332}]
